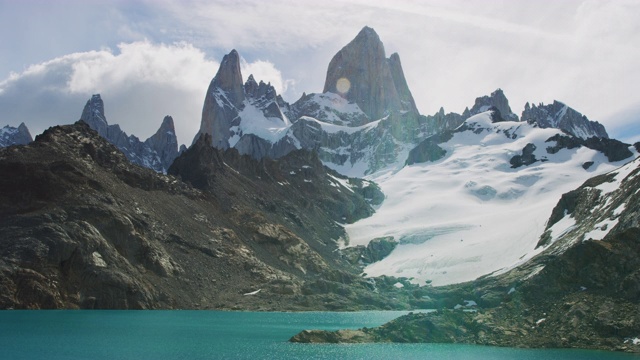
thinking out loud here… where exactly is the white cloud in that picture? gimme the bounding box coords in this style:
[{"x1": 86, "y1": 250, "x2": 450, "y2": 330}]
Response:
[{"x1": 240, "y1": 58, "x2": 295, "y2": 96}]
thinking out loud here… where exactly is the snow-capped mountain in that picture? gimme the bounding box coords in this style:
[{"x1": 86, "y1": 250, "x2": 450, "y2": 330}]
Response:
[
  {"x1": 80, "y1": 94, "x2": 182, "y2": 173},
  {"x1": 191, "y1": 25, "x2": 632, "y2": 286},
  {"x1": 0, "y1": 122, "x2": 32, "y2": 147},
  {"x1": 345, "y1": 111, "x2": 635, "y2": 286},
  {"x1": 194, "y1": 28, "x2": 466, "y2": 176}
]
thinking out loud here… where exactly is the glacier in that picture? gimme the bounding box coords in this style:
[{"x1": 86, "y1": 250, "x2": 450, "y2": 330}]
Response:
[{"x1": 345, "y1": 112, "x2": 636, "y2": 286}]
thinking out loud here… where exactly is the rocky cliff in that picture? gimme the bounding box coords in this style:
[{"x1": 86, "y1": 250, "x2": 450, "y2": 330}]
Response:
[{"x1": 80, "y1": 94, "x2": 181, "y2": 172}]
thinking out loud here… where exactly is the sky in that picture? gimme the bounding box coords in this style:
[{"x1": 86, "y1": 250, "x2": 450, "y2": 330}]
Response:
[{"x1": 1, "y1": 0, "x2": 639, "y2": 146}]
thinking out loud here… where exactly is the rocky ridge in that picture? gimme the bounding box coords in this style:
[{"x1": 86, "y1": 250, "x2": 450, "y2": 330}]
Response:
[
  {"x1": 80, "y1": 94, "x2": 181, "y2": 173},
  {"x1": 522, "y1": 100, "x2": 608, "y2": 139}
]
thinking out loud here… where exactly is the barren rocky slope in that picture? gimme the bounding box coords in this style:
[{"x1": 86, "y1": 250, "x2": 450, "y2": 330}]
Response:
[{"x1": 0, "y1": 121, "x2": 420, "y2": 310}]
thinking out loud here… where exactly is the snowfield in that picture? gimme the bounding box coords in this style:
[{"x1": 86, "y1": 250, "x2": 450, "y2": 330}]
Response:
[{"x1": 344, "y1": 112, "x2": 634, "y2": 286}]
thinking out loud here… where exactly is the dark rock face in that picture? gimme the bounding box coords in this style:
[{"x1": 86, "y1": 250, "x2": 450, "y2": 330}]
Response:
[
  {"x1": 583, "y1": 137, "x2": 633, "y2": 162},
  {"x1": 0, "y1": 122, "x2": 32, "y2": 147},
  {"x1": 388, "y1": 52, "x2": 419, "y2": 115},
  {"x1": 510, "y1": 143, "x2": 539, "y2": 168},
  {"x1": 167, "y1": 133, "x2": 225, "y2": 189},
  {"x1": 80, "y1": 94, "x2": 181, "y2": 172},
  {"x1": 406, "y1": 131, "x2": 453, "y2": 165},
  {"x1": 468, "y1": 89, "x2": 518, "y2": 121},
  {"x1": 212, "y1": 49, "x2": 245, "y2": 108},
  {"x1": 522, "y1": 100, "x2": 608, "y2": 139},
  {"x1": 545, "y1": 133, "x2": 632, "y2": 162},
  {"x1": 342, "y1": 236, "x2": 398, "y2": 266}
]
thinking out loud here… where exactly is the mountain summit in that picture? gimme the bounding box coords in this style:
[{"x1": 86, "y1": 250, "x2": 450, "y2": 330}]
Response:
[
  {"x1": 323, "y1": 26, "x2": 418, "y2": 120},
  {"x1": 522, "y1": 100, "x2": 608, "y2": 139},
  {"x1": 193, "y1": 27, "x2": 437, "y2": 175},
  {"x1": 0, "y1": 122, "x2": 32, "y2": 147}
]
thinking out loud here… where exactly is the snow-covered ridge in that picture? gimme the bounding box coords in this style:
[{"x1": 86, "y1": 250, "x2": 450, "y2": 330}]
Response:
[{"x1": 345, "y1": 112, "x2": 633, "y2": 286}]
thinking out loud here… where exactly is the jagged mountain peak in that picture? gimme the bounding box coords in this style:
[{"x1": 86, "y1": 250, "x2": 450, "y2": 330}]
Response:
[
  {"x1": 322, "y1": 26, "x2": 416, "y2": 121},
  {"x1": 211, "y1": 49, "x2": 245, "y2": 108},
  {"x1": 243, "y1": 74, "x2": 277, "y2": 101},
  {"x1": 468, "y1": 88, "x2": 518, "y2": 121},
  {"x1": 79, "y1": 95, "x2": 180, "y2": 173},
  {"x1": 196, "y1": 49, "x2": 291, "y2": 158},
  {"x1": 145, "y1": 115, "x2": 180, "y2": 170},
  {"x1": 80, "y1": 94, "x2": 108, "y2": 135},
  {"x1": 352, "y1": 25, "x2": 382, "y2": 44},
  {"x1": 0, "y1": 122, "x2": 33, "y2": 147},
  {"x1": 17, "y1": 122, "x2": 30, "y2": 133},
  {"x1": 522, "y1": 100, "x2": 608, "y2": 139},
  {"x1": 387, "y1": 52, "x2": 419, "y2": 115}
]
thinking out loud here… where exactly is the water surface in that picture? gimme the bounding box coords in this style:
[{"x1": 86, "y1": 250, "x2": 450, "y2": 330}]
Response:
[{"x1": 0, "y1": 311, "x2": 637, "y2": 359}]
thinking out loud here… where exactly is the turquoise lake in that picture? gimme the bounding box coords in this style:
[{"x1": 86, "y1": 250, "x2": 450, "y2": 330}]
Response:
[{"x1": 0, "y1": 310, "x2": 637, "y2": 359}]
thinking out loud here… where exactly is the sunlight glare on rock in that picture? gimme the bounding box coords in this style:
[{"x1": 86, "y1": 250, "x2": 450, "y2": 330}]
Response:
[{"x1": 336, "y1": 77, "x2": 351, "y2": 94}]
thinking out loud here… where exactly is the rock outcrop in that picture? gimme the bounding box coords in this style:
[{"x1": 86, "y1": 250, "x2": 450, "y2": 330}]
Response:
[
  {"x1": 0, "y1": 122, "x2": 32, "y2": 147},
  {"x1": 522, "y1": 100, "x2": 608, "y2": 139},
  {"x1": 545, "y1": 133, "x2": 632, "y2": 162},
  {"x1": 80, "y1": 94, "x2": 181, "y2": 172}
]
